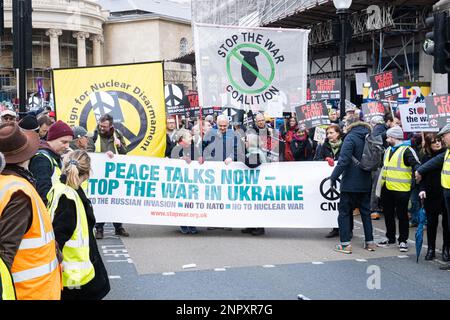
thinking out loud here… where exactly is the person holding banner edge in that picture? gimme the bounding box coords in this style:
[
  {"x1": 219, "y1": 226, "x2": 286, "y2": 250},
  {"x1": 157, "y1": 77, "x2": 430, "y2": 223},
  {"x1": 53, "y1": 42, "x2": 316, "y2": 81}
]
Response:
[
  {"x1": 330, "y1": 115, "x2": 375, "y2": 254},
  {"x1": 315, "y1": 124, "x2": 353, "y2": 239},
  {"x1": 92, "y1": 114, "x2": 129, "y2": 239}
]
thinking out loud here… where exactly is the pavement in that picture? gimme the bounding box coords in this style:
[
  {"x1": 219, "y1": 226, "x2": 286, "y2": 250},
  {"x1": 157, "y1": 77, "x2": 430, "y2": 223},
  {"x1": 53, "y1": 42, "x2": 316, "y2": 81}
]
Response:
[{"x1": 99, "y1": 214, "x2": 450, "y2": 300}]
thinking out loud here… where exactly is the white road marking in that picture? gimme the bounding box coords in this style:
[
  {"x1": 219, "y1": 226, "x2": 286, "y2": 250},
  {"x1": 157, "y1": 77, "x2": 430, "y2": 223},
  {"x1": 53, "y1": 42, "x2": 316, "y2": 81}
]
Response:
[
  {"x1": 262, "y1": 265, "x2": 276, "y2": 268},
  {"x1": 312, "y1": 262, "x2": 324, "y2": 265},
  {"x1": 162, "y1": 272, "x2": 175, "y2": 276},
  {"x1": 182, "y1": 264, "x2": 197, "y2": 269},
  {"x1": 214, "y1": 268, "x2": 226, "y2": 272},
  {"x1": 356, "y1": 259, "x2": 367, "y2": 262},
  {"x1": 398, "y1": 255, "x2": 409, "y2": 259},
  {"x1": 108, "y1": 275, "x2": 121, "y2": 279}
]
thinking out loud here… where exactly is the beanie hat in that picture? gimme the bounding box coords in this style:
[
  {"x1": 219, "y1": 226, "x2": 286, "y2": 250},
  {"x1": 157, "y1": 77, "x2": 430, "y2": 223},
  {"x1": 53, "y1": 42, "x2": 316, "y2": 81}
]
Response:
[
  {"x1": 47, "y1": 120, "x2": 74, "y2": 141},
  {"x1": 19, "y1": 115, "x2": 39, "y2": 132},
  {"x1": 386, "y1": 126, "x2": 404, "y2": 140}
]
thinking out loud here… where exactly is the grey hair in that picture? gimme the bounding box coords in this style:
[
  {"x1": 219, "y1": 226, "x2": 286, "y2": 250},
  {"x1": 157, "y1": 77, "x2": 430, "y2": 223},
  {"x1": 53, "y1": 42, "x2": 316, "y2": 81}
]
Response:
[
  {"x1": 217, "y1": 114, "x2": 229, "y2": 123},
  {"x1": 175, "y1": 128, "x2": 192, "y2": 142}
]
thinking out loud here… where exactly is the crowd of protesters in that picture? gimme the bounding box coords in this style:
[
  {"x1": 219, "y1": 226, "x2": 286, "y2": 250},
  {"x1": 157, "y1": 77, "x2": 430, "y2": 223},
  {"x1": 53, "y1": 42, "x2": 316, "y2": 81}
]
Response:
[
  {"x1": 2, "y1": 98, "x2": 450, "y2": 300},
  {"x1": 164, "y1": 102, "x2": 450, "y2": 272}
]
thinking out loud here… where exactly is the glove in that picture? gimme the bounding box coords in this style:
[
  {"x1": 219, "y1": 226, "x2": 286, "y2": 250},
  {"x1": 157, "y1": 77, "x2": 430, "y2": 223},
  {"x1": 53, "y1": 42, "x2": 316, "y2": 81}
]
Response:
[
  {"x1": 330, "y1": 179, "x2": 337, "y2": 190},
  {"x1": 325, "y1": 157, "x2": 335, "y2": 167},
  {"x1": 419, "y1": 191, "x2": 426, "y2": 200}
]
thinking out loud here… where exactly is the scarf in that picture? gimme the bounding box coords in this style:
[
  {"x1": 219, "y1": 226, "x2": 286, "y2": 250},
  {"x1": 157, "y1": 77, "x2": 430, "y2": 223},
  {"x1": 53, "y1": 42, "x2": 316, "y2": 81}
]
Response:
[
  {"x1": 329, "y1": 139, "x2": 342, "y2": 157},
  {"x1": 293, "y1": 132, "x2": 308, "y2": 141}
]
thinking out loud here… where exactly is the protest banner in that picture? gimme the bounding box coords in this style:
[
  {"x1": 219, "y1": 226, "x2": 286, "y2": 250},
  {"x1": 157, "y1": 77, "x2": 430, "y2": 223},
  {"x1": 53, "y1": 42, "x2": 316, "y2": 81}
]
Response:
[
  {"x1": 310, "y1": 78, "x2": 340, "y2": 101},
  {"x1": 361, "y1": 101, "x2": 387, "y2": 123},
  {"x1": 295, "y1": 101, "x2": 330, "y2": 130},
  {"x1": 52, "y1": 62, "x2": 166, "y2": 157},
  {"x1": 165, "y1": 84, "x2": 186, "y2": 116},
  {"x1": 370, "y1": 69, "x2": 401, "y2": 100},
  {"x1": 425, "y1": 94, "x2": 450, "y2": 129},
  {"x1": 399, "y1": 103, "x2": 438, "y2": 132},
  {"x1": 194, "y1": 23, "x2": 310, "y2": 113},
  {"x1": 87, "y1": 153, "x2": 339, "y2": 228}
]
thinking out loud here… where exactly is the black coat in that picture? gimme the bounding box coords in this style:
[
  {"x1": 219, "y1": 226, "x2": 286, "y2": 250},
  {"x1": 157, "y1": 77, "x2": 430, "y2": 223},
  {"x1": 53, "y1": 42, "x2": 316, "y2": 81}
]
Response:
[
  {"x1": 52, "y1": 180, "x2": 110, "y2": 300},
  {"x1": 314, "y1": 139, "x2": 342, "y2": 161},
  {"x1": 419, "y1": 149, "x2": 446, "y2": 212},
  {"x1": 290, "y1": 137, "x2": 314, "y2": 161},
  {"x1": 330, "y1": 122, "x2": 372, "y2": 193},
  {"x1": 29, "y1": 144, "x2": 62, "y2": 205}
]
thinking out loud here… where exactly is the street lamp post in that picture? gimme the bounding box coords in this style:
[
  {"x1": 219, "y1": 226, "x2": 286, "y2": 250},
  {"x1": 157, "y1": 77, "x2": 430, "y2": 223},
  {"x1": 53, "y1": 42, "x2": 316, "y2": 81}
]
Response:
[{"x1": 333, "y1": 0, "x2": 352, "y2": 120}]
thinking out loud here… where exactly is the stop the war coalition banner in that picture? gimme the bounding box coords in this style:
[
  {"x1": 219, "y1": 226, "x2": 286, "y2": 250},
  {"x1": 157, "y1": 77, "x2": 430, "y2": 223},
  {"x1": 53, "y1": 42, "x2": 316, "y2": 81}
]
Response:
[
  {"x1": 194, "y1": 23, "x2": 310, "y2": 112},
  {"x1": 52, "y1": 62, "x2": 166, "y2": 157},
  {"x1": 87, "y1": 153, "x2": 338, "y2": 228}
]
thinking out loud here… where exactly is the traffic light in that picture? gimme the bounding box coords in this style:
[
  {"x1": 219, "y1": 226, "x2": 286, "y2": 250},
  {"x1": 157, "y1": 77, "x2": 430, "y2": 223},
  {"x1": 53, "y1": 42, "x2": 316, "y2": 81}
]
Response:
[
  {"x1": 424, "y1": 11, "x2": 449, "y2": 74},
  {"x1": 13, "y1": 0, "x2": 33, "y2": 69}
]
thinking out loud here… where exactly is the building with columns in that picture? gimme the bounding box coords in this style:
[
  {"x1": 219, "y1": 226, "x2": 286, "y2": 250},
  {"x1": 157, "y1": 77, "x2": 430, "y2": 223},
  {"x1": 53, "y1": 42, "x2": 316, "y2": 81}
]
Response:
[
  {"x1": 0, "y1": 0, "x2": 193, "y2": 103},
  {"x1": 0, "y1": 0, "x2": 107, "y2": 101}
]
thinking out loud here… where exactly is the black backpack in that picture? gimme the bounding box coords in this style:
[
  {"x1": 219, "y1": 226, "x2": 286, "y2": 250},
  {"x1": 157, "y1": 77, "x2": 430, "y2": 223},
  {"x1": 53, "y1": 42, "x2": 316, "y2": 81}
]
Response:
[{"x1": 352, "y1": 133, "x2": 384, "y2": 171}]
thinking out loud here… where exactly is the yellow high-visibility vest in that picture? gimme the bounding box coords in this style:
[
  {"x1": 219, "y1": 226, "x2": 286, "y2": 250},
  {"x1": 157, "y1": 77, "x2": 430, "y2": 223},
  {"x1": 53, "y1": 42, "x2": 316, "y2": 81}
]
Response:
[
  {"x1": 47, "y1": 183, "x2": 95, "y2": 288},
  {"x1": 381, "y1": 145, "x2": 413, "y2": 192},
  {"x1": 0, "y1": 175, "x2": 61, "y2": 300},
  {"x1": 35, "y1": 150, "x2": 62, "y2": 186},
  {"x1": 441, "y1": 149, "x2": 450, "y2": 189},
  {"x1": 0, "y1": 257, "x2": 16, "y2": 300},
  {"x1": 95, "y1": 132, "x2": 118, "y2": 154}
]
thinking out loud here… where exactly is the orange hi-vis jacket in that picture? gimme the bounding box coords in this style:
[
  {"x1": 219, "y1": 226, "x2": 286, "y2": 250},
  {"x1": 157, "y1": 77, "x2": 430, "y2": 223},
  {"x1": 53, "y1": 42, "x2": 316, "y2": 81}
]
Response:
[{"x1": 0, "y1": 174, "x2": 61, "y2": 300}]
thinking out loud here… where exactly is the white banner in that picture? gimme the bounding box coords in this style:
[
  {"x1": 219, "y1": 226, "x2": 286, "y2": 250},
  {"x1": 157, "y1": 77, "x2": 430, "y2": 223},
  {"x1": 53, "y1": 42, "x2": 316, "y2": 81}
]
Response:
[
  {"x1": 399, "y1": 103, "x2": 438, "y2": 133},
  {"x1": 88, "y1": 153, "x2": 338, "y2": 228},
  {"x1": 194, "y1": 23, "x2": 310, "y2": 113}
]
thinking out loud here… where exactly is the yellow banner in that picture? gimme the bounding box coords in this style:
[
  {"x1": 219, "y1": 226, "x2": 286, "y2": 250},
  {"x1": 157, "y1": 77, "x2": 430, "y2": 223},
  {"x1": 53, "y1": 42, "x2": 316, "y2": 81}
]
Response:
[{"x1": 52, "y1": 62, "x2": 166, "y2": 157}]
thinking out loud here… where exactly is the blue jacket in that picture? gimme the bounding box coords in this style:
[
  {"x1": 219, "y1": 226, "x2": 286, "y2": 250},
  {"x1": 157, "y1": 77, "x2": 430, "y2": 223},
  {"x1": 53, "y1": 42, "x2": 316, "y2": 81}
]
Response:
[{"x1": 330, "y1": 122, "x2": 372, "y2": 193}]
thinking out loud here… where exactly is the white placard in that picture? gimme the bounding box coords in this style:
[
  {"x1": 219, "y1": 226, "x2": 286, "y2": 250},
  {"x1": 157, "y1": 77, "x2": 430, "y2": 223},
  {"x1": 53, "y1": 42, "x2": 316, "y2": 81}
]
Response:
[{"x1": 399, "y1": 103, "x2": 438, "y2": 132}]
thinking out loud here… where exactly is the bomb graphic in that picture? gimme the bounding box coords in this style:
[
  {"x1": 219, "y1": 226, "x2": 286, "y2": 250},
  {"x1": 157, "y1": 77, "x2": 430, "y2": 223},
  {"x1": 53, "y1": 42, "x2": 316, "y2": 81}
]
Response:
[{"x1": 240, "y1": 51, "x2": 260, "y2": 87}]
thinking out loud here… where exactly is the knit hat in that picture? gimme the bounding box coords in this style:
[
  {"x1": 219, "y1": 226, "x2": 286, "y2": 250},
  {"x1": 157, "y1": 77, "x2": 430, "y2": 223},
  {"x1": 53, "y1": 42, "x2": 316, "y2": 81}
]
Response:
[
  {"x1": 72, "y1": 126, "x2": 88, "y2": 139},
  {"x1": 47, "y1": 120, "x2": 74, "y2": 141},
  {"x1": 386, "y1": 126, "x2": 404, "y2": 140},
  {"x1": 345, "y1": 100, "x2": 357, "y2": 113},
  {"x1": 369, "y1": 115, "x2": 384, "y2": 126},
  {"x1": 19, "y1": 115, "x2": 39, "y2": 132}
]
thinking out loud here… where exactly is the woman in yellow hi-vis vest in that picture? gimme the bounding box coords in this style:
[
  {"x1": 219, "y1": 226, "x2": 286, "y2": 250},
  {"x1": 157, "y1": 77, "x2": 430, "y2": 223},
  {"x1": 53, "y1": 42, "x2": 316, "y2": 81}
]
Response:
[
  {"x1": 416, "y1": 123, "x2": 450, "y2": 271},
  {"x1": 0, "y1": 123, "x2": 61, "y2": 300},
  {"x1": 47, "y1": 150, "x2": 110, "y2": 300},
  {"x1": 377, "y1": 126, "x2": 420, "y2": 252}
]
